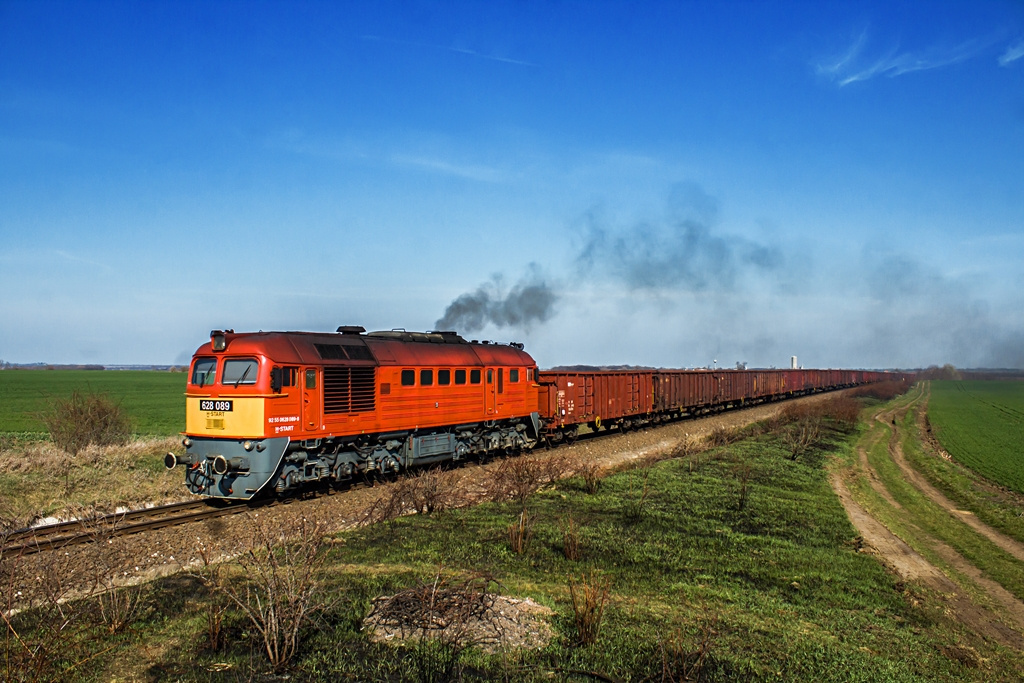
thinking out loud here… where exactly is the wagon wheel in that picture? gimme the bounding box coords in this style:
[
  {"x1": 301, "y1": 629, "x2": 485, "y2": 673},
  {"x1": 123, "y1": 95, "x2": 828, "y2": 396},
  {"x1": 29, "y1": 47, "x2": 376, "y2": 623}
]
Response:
[{"x1": 564, "y1": 428, "x2": 578, "y2": 445}]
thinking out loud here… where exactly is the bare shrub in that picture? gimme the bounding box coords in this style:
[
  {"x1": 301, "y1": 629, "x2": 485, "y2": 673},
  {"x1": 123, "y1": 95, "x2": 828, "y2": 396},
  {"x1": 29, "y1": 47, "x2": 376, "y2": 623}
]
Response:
[
  {"x1": 659, "y1": 606, "x2": 720, "y2": 682},
  {"x1": 820, "y1": 396, "x2": 862, "y2": 430},
  {"x1": 561, "y1": 516, "x2": 582, "y2": 562},
  {"x1": 484, "y1": 454, "x2": 571, "y2": 508},
  {"x1": 507, "y1": 509, "x2": 534, "y2": 555},
  {"x1": 568, "y1": 571, "x2": 611, "y2": 646},
  {"x1": 363, "y1": 468, "x2": 466, "y2": 525},
  {"x1": 705, "y1": 426, "x2": 737, "y2": 448},
  {"x1": 577, "y1": 461, "x2": 604, "y2": 494},
  {"x1": 672, "y1": 434, "x2": 704, "y2": 459},
  {"x1": 1, "y1": 548, "x2": 95, "y2": 682},
  {"x1": 782, "y1": 417, "x2": 823, "y2": 461},
  {"x1": 849, "y1": 380, "x2": 911, "y2": 401},
  {"x1": 74, "y1": 511, "x2": 148, "y2": 635},
  {"x1": 42, "y1": 390, "x2": 132, "y2": 457},
  {"x1": 780, "y1": 401, "x2": 819, "y2": 423},
  {"x1": 206, "y1": 515, "x2": 331, "y2": 672}
]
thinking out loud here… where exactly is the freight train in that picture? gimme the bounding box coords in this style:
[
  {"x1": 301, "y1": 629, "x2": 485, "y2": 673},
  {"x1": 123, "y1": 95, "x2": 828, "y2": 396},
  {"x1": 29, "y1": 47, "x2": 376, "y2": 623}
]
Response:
[{"x1": 165, "y1": 327, "x2": 908, "y2": 500}]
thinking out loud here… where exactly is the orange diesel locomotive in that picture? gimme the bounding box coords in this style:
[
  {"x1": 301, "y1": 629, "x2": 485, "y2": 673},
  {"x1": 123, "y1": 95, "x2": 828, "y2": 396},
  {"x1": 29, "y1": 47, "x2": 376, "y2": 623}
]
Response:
[{"x1": 165, "y1": 327, "x2": 541, "y2": 499}]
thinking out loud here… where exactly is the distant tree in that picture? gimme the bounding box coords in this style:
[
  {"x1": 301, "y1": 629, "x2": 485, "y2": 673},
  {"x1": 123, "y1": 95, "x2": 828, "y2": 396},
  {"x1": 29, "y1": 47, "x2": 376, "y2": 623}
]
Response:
[{"x1": 918, "y1": 364, "x2": 962, "y2": 381}]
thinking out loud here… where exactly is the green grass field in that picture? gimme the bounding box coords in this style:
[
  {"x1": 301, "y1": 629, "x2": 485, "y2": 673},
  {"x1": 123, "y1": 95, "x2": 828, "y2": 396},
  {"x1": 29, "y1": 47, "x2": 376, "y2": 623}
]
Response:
[
  {"x1": 0, "y1": 370, "x2": 186, "y2": 436},
  {"x1": 928, "y1": 381, "x2": 1024, "y2": 495}
]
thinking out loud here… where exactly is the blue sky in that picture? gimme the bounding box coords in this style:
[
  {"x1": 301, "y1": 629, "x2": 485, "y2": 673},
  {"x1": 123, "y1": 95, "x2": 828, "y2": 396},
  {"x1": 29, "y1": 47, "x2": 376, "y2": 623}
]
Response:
[{"x1": 2, "y1": 0, "x2": 1022, "y2": 369}]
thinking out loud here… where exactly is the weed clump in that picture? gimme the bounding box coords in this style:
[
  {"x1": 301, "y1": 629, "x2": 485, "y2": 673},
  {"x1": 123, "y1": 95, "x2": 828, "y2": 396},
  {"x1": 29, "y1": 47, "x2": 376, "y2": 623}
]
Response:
[{"x1": 568, "y1": 571, "x2": 611, "y2": 646}]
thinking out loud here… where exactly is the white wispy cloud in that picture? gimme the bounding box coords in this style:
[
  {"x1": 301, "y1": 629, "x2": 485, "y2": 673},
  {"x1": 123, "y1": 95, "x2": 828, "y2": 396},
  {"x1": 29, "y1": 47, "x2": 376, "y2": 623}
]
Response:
[
  {"x1": 998, "y1": 40, "x2": 1024, "y2": 66},
  {"x1": 361, "y1": 35, "x2": 536, "y2": 67},
  {"x1": 389, "y1": 154, "x2": 511, "y2": 183},
  {"x1": 817, "y1": 30, "x2": 990, "y2": 86}
]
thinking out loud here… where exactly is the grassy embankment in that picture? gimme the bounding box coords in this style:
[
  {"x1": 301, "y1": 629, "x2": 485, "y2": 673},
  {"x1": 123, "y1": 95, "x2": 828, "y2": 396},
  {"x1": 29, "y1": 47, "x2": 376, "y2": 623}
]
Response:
[
  {"x1": 0, "y1": 371, "x2": 188, "y2": 520},
  {"x1": 6, "y1": 391, "x2": 1023, "y2": 682}
]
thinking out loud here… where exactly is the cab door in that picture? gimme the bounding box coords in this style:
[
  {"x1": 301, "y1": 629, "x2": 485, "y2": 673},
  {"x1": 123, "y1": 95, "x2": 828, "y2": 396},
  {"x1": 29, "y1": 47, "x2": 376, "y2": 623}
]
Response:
[
  {"x1": 303, "y1": 367, "x2": 321, "y2": 431},
  {"x1": 485, "y1": 367, "x2": 496, "y2": 416}
]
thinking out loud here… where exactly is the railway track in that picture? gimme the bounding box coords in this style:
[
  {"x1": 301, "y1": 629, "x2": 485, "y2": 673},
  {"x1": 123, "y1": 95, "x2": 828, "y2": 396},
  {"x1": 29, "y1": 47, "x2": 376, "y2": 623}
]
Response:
[{"x1": 0, "y1": 499, "x2": 262, "y2": 557}]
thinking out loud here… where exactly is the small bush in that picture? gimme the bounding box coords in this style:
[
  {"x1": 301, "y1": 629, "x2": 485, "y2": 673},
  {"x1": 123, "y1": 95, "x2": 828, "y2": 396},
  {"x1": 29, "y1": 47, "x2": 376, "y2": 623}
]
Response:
[
  {"x1": 561, "y1": 516, "x2": 582, "y2": 562},
  {"x1": 42, "y1": 390, "x2": 132, "y2": 456},
  {"x1": 820, "y1": 396, "x2": 862, "y2": 430},
  {"x1": 484, "y1": 454, "x2": 571, "y2": 508},
  {"x1": 706, "y1": 426, "x2": 737, "y2": 448},
  {"x1": 363, "y1": 468, "x2": 466, "y2": 525},
  {"x1": 205, "y1": 515, "x2": 331, "y2": 672},
  {"x1": 578, "y1": 461, "x2": 604, "y2": 494},
  {"x1": 672, "y1": 434, "x2": 703, "y2": 458}
]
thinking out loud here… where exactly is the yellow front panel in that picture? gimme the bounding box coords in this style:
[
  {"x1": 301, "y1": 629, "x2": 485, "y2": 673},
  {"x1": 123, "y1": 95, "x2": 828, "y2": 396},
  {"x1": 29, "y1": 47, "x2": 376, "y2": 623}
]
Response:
[{"x1": 186, "y1": 396, "x2": 266, "y2": 438}]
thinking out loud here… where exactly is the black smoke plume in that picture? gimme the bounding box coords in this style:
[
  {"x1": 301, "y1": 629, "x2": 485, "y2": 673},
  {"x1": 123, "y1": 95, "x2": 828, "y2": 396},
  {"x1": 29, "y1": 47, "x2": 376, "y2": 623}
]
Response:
[
  {"x1": 576, "y1": 182, "x2": 784, "y2": 292},
  {"x1": 435, "y1": 265, "x2": 558, "y2": 333}
]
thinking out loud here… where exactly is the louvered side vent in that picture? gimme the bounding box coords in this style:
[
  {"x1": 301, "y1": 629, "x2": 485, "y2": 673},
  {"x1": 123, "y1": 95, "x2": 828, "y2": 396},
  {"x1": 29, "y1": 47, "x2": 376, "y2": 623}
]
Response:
[{"x1": 323, "y1": 367, "x2": 376, "y2": 414}]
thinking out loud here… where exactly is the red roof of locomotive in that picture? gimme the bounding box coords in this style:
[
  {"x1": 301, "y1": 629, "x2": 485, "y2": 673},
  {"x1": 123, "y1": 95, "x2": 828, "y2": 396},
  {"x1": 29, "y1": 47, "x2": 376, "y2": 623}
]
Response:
[{"x1": 192, "y1": 330, "x2": 536, "y2": 368}]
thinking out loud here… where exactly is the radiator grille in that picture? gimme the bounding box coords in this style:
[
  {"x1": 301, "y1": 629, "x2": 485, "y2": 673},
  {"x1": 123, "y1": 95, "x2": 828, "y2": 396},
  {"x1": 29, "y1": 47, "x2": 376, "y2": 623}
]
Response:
[{"x1": 323, "y1": 367, "x2": 376, "y2": 414}]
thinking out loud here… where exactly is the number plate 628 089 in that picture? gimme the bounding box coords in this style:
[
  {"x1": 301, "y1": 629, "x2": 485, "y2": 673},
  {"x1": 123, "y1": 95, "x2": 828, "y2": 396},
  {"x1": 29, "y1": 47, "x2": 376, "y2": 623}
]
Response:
[{"x1": 200, "y1": 400, "x2": 233, "y2": 412}]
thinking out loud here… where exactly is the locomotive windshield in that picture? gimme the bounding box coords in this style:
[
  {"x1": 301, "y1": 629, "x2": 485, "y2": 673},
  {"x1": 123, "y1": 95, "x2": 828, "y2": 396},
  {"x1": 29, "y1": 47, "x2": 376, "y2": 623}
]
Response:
[
  {"x1": 223, "y1": 358, "x2": 259, "y2": 386},
  {"x1": 191, "y1": 358, "x2": 217, "y2": 387}
]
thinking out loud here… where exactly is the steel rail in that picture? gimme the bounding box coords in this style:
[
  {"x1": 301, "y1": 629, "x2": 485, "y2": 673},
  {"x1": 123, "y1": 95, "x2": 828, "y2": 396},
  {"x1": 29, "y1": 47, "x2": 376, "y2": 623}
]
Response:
[{"x1": 0, "y1": 499, "x2": 262, "y2": 557}]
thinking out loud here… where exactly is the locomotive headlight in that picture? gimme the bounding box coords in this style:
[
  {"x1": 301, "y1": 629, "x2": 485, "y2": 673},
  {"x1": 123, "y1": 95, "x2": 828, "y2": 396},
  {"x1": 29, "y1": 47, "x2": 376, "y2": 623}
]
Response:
[
  {"x1": 243, "y1": 440, "x2": 254, "y2": 451},
  {"x1": 211, "y1": 330, "x2": 226, "y2": 351},
  {"x1": 182, "y1": 437, "x2": 192, "y2": 448}
]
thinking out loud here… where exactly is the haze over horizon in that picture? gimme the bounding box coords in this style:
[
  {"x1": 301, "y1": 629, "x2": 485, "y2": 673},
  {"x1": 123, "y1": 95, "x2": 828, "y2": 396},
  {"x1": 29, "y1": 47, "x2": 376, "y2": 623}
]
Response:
[{"x1": 2, "y1": 1, "x2": 1022, "y2": 370}]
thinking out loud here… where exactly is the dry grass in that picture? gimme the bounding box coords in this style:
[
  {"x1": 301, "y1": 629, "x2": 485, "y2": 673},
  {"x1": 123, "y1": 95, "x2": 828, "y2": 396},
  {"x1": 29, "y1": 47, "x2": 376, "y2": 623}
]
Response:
[{"x1": 0, "y1": 436, "x2": 186, "y2": 523}]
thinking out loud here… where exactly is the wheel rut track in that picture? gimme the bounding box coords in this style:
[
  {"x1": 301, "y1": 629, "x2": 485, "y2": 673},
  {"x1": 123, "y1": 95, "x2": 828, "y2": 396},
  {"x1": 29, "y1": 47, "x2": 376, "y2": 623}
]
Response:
[{"x1": 832, "y1": 384, "x2": 1024, "y2": 650}]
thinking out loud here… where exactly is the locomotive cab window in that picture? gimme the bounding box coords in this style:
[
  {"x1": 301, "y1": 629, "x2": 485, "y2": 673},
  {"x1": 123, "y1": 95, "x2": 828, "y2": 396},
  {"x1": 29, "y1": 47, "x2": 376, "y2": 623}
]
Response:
[
  {"x1": 305, "y1": 369, "x2": 317, "y2": 389},
  {"x1": 401, "y1": 369, "x2": 415, "y2": 386},
  {"x1": 470, "y1": 369, "x2": 481, "y2": 384},
  {"x1": 510, "y1": 369, "x2": 519, "y2": 383},
  {"x1": 455, "y1": 369, "x2": 467, "y2": 385},
  {"x1": 438, "y1": 369, "x2": 451, "y2": 386},
  {"x1": 191, "y1": 358, "x2": 217, "y2": 387},
  {"x1": 223, "y1": 358, "x2": 258, "y2": 385}
]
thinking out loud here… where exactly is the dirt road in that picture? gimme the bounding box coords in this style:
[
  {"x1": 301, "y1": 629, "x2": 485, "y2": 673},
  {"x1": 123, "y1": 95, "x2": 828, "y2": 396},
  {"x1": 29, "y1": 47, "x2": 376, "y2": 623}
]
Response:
[{"x1": 831, "y1": 385, "x2": 1024, "y2": 649}]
